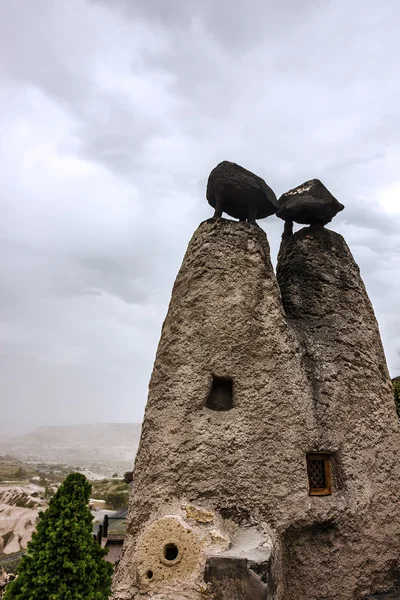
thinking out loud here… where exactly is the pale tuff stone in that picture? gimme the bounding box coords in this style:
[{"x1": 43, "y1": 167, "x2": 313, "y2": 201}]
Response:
[
  {"x1": 184, "y1": 505, "x2": 214, "y2": 524},
  {"x1": 113, "y1": 219, "x2": 314, "y2": 599},
  {"x1": 276, "y1": 225, "x2": 400, "y2": 600},
  {"x1": 113, "y1": 218, "x2": 400, "y2": 600}
]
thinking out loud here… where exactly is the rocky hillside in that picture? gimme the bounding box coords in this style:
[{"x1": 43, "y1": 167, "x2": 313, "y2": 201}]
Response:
[
  {"x1": 0, "y1": 423, "x2": 141, "y2": 476},
  {"x1": 0, "y1": 504, "x2": 38, "y2": 555},
  {"x1": 0, "y1": 486, "x2": 46, "y2": 510},
  {"x1": 0, "y1": 482, "x2": 48, "y2": 556}
]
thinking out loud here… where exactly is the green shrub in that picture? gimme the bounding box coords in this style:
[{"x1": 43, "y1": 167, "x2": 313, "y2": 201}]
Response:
[
  {"x1": 44, "y1": 486, "x2": 55, "y2": 500},
  {"x1": 105, "y1": 491, "x2": 129, "y2": 510},
  {"x1": 13, "y1": 468, "x2": 27, "y2": 480},
  {"x1": 115, "y1": 484, "x2": 128, "y2": 492},
  {"x1": 4, "y1": 473, "x2": 113, "y2": 600},
  {"x1": 123, "y1": 471, "x2": 133, "y2": 484}
]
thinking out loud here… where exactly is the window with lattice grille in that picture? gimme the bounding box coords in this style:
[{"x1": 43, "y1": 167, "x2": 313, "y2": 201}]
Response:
[{"x1": 306, "y1": 453, "x2": 332, "y2": 496}]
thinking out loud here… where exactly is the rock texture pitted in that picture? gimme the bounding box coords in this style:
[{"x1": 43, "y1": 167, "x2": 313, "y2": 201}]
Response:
[
  {"x1": 276, "y1": 178, "x2": 344, "y2": 225},
  {"x1": 113, "y1": 214, "x2": 400, "y2": 600},
  {"x1": 277, "y1": 225, "x2": 400, "y2": 600},
  {"x1": 206, "y1": 161, "x2": 278, "y2": 222},
  {"x1": 113, "y1": 219, "x2": 314, "y2": 599}
]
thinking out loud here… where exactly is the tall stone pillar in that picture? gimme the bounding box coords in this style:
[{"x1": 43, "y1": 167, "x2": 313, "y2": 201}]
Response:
[
  {"x1": 113, "y1": 219, "x2": 314, "y2": 599},
  {"x1": 113, "y1": 216, "x2": 400, "y2": 600},
  {"x1": 277, "y1": 225, "x2": 400, "y2": 599}
]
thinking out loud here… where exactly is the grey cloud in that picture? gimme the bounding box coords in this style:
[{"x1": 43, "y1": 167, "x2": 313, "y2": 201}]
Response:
[
  {"x1": 0, "y1": 2, "x2": 173, "y2": 178},
  {"x1": 93, "y1": 0, "x2": 321, "y2": 50},
  {"x1": 1, "y1": 0, "x2": 400, "y2": 436}
]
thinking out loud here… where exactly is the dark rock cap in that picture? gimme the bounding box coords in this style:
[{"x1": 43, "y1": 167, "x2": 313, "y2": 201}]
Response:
[
  {"x1": 207, "y1": 161, "x2": 278, "y2": 222},
  {"x1": 276, "y1": 179, "x2": 344, "y2": 226}
]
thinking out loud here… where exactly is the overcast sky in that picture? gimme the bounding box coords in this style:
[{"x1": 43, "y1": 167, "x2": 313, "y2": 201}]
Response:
[{"x1": 1, "y1": 0, "x2": 400, "y2": 436}]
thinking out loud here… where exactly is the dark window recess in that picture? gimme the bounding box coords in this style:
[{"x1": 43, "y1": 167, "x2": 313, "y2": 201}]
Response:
[
  {"x1": 206, "y1": 376, "x2": 233, "y2": 411},
  {"x1": 307, "y1": 453, "x2": 332, "y2": 496}
]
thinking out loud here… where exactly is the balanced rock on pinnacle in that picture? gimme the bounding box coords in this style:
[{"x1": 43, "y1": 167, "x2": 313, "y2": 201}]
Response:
[
  {"x1": 206, "y1": 161, "x2": 278, "y2": 222},
  {"x1": 276, "y1": 178, "x2": 344, "y2": 226}
]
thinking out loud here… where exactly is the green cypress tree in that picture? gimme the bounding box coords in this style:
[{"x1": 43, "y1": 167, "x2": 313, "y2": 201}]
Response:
[{"x1": 4, "y1": 473, "x2": 113, "y2": 600}]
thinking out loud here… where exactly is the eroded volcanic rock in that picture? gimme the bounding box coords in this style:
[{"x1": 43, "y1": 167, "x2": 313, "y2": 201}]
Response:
[
  {"x1": 206, "y1": 161, "x2": 278, "y2": 222},
  {"x1": 276, "y1": 225, "x2": 400, "y2": 600},
  {"x1": 276, "y1": 178, "x2": 344, "y2": 226}
]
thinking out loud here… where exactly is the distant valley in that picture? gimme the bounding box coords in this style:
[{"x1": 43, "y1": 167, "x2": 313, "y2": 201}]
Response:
[{"x1": 0, "y1": 423, "x2": 142, "y2": 477}]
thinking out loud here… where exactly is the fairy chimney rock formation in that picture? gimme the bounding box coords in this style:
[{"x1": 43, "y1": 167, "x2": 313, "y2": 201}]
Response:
[
  {"x1": 113, "y1": 177, "x2": 400, "y2": 600},
  {"x1": 277, "y1": 224, "x2": 400, "y2": 599},
  {"x1": 113, "y1": 219, "x2": 315, "y2": 599}
]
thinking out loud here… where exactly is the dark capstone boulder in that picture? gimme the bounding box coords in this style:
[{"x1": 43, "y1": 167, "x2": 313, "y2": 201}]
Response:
[
  {"x1": 276, "y1": 179, "x2": 344, "y2": 226},
  {"x1": 206, "y1": 161, "x2": 278, "y2": 222}
]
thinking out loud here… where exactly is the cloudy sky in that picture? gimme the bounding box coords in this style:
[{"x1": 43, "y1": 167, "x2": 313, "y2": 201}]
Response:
[{"x1": 1, "y1": 0, "x2": 400, "y2": 436}]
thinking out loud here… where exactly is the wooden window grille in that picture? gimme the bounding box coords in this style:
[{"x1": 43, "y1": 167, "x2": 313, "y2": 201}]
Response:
[{"x1": 306, "y1": 453, "x2": 332, "y2": 496}]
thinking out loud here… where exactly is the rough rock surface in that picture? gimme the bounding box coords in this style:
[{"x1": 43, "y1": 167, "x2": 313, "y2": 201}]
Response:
[
  {"x1": 0, "y1": 504, "x2": 37, "y2": 553},
  {"x1": 113, "y1": 219, "x2": 315, "y2": 599},
  {"x1": 276, "y1": 178, "x2": 344, "y2": 225},
  {"x1": 277, "y1": 225, "x2": 400, "y2": 600},
  {"x1": 206, "y1": 161, "x2": 278, "y2": 222},
  {"x1": 113, "y1": 219, "x2": 400, "y2": 600}
]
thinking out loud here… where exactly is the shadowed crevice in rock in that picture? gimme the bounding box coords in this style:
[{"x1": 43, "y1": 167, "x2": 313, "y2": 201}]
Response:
[
  {"x1": 364, "y1": 593, "x2": 400, "y2": 599},
  {"x1": 204, "y1": 556, "x2": 268, "y2": 600}
]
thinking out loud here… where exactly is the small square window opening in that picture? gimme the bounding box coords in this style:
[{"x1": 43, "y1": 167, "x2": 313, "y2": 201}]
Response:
[
  {"x1": 307, "y1": 453, "x2": 332, "y2": 496},
  {"x1": 206, "y1": 376, "x2": 233, "y2": 411}
]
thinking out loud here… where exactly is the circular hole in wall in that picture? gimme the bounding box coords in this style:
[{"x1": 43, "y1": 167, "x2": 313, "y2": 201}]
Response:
[
  {"x1": 164, "y1": 543, "x2": 179, "y2": 561},
  {"x1": 146, "y1": 570, "x2": 153, "y2": 580}
]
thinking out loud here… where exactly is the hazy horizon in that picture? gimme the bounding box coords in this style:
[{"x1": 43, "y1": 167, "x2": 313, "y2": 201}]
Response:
[{"x1": 0, "y1": 420, "x2": 144, "y2": 439}]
